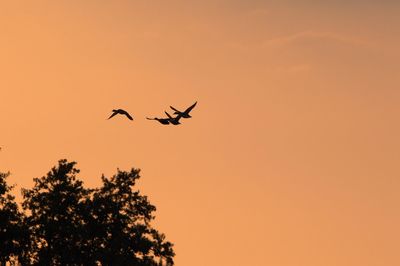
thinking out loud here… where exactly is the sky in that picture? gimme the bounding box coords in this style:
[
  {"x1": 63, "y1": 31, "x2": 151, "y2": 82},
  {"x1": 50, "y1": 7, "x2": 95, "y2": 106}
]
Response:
[{"x1": 1, "y1": 1, "x2": 400, "y2": 265}]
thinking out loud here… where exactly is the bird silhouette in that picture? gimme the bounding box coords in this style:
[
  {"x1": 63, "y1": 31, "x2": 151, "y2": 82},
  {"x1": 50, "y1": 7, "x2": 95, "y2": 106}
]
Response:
[
  {"x1": 170, "y1": 101, "x2": 197, "y2": 118},
  {"x1": 146, "y1": 117, "x2": 170, "y2": 125},
  {"x1": 108, "y1": 109, "x2": 133, "y2": 120},
  {"x1": 164, "y1": 111, "x2": 182, "y2": 125}
]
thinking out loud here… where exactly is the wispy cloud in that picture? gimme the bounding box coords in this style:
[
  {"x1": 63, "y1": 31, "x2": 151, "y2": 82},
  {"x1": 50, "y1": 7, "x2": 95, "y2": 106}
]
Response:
[{"x1": 262, "y1": 30, "x2": 375, "y2": 48}]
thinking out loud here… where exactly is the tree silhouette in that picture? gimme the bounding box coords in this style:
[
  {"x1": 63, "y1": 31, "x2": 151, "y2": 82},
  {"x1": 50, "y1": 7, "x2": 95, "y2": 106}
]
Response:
[
  {"x1": 0, "y1": 172, "x2": 27, "y2": 265},
  {"x1": 88, "y1": 169, "x2": 174, "y2": 266},
  {"x1": 21, "y1": 160, "x2": 92, "y2": 265},
  {"x1": 20, "y1": 159, "x2": 174, "y2": 265}
]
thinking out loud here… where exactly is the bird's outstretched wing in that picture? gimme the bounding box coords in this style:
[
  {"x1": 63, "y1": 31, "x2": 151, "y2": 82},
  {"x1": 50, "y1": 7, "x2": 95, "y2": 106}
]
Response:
[
  {"x1": 118, "y1": 109, "x2": 133, "y2": 120},
  {"x1": 164, "y1": 111, "x2": 173, "y2": 119},
  {"x1": 146, "y1": 117, "x2": 155, "y2": 120},
  {"x1": 184, "y1": 101, "x2": 197, "y2": 114},
  {"x1": 108, "y1": 111, "x2": 118, "y2": 120},
  {"x1": 124, "y1": 112, "x2": 134, "y2": 120},
  {"x1": 174, "y1": 112, "x2": 183, "y2": 122},
  {"x1": 169, "y1": 106, "x2": 180, "y2": 113}
]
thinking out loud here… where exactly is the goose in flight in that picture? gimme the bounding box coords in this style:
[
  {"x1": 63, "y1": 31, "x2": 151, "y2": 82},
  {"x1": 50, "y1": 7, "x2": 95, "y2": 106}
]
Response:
[
  {"x1": 165, "y1": 111, "x2": 182, "y2": 125},
  {"x1": 170, "y1": 101, "x2": 197, "y2": 119},
  {"x1": 108, "y1": 109, "x2": 133, "y2": 120},
  {"x1": 146, "y1": 117, "x2": 170, "y2": 125}
]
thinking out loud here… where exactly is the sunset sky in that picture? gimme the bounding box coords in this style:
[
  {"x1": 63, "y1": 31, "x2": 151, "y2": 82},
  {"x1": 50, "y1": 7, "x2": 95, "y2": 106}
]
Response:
[{"x1": 1, "y1": 1, "x2": 400, "y2": 265}]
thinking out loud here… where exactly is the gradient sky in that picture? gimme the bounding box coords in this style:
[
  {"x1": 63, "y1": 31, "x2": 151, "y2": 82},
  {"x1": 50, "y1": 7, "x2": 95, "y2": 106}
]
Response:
[{"x1": 1, "y1": 1, "x2": 400, "y2": 265}]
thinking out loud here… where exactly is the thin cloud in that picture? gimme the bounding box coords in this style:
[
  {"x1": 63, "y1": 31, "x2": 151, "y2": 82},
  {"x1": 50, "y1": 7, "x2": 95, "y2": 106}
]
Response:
[{"x1": 262, "y1": 30, "x2": 375, "y2": 48}]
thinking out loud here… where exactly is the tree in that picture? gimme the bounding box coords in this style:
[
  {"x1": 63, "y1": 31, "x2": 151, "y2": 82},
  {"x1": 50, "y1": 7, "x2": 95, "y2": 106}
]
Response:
[
  {"x1": 0, "y1": 172, "x2": 27, "y2": 265},
  {"x1": 22, "y1": 160, "x2": 92, "y2": 265},
  {"x1": 89, "y1": 169, "x2": 175, "y2": 266},
  {"x1": 22, "y1": 159, "x2": 175, "y2": 265}
]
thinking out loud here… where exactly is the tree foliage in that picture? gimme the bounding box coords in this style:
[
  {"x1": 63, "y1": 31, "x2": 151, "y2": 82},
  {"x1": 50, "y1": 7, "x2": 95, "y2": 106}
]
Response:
[
  {"x1": 0, "y1": 159, "x2": 174, "y2": 265},
  {"x1": 0, "y1": 172, "x2": 27, "y2": 265},
  {"x1": 89, "y1": 169, "x2": 174, "y2": 266},
  {"x1": 21, "y1": 160, "x2": 92, "y2": 265}
]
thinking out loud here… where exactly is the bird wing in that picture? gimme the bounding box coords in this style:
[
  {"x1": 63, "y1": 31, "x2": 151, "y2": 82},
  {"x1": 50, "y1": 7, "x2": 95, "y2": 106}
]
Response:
[
  {"x1": 184, "y1": 101, "x2": 197, "y2": 114},
  {"x1": 118, "y1": 109, "x2": 133, "y2": 120},
  {"x1": 164, "y1": 111, "x2": 173, "y2": 119},
  {"x1": 124, "y1": 112, "x2": 134, "y2": 120},
  {"x1": 146, "y1": 117, "x2": 155, "y2": 120},
  {"x1": 108, "y1": 111, "x2": 118, "y2": 119},
  {"x1": 175, "y1": 113, "x2": 183, "y2": 122},
  {"x1": 169, "y1": 106, "x2": 181, "y2": 113}
]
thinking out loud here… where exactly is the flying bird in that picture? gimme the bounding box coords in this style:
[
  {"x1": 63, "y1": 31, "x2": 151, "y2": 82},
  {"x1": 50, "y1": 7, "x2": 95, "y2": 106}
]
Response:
[
  {"x1": 146, "y1": 117, "x2": 170, "y2": 125},
  {"x1": 164, "y1": 111, "x2": 182, "y2": 125},
  {"x1": 170, "y1": 101, "x2": 197, "y2": 118},
  {"x1": 108, "y1": 109, "x2": 133, "y2": 120}
]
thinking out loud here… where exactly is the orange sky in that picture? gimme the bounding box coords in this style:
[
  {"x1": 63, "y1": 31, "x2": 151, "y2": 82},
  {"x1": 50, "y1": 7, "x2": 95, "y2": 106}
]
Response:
[{"x1": 1, "y1": 1, "x2": 400, "y2": 265}]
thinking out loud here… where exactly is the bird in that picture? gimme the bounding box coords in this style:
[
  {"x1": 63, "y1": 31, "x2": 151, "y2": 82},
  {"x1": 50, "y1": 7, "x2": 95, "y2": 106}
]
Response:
[
  {"x1": 146, "y1": 117, "x2": 170, "y2": 125},
  {"x1": 107, "y1": 109, "x2": 133, "y2": 120},
  {"x1": 169, "y1": 101, "x2": 197, "y2": 118},
  {"x1": 165, "y1": 111, "x2": 182, "y2": 125}
]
